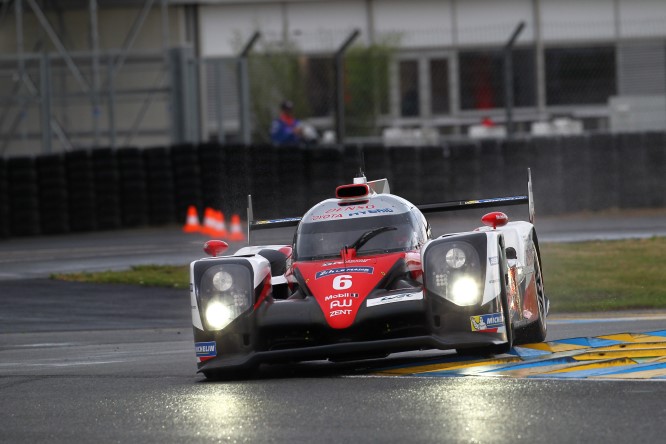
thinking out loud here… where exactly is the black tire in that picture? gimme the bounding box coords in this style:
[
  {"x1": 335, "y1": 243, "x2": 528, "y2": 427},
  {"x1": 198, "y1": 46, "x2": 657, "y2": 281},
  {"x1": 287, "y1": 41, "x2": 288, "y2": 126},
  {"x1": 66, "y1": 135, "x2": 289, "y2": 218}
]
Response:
[{"x1": 514, "y1": 239, "x2": 548, "y2": 345}]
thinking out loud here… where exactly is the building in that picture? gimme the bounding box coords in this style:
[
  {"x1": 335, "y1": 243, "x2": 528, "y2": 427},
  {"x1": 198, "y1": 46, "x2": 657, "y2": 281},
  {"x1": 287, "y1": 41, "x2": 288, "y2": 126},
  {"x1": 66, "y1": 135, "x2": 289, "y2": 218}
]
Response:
[{"x1": 2, "y1": 0, "x2": 666, "y2": 155}]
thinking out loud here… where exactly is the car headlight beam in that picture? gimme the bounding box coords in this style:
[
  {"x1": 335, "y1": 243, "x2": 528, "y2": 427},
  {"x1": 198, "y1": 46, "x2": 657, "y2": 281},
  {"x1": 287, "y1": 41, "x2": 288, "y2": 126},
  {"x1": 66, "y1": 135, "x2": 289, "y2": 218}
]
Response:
[
  {"x1": 205, "y1": 301, "x2": 233, "y2": 330},
  {"x1": 450, "y1": 276, "x2": 480, "y2": 306}
]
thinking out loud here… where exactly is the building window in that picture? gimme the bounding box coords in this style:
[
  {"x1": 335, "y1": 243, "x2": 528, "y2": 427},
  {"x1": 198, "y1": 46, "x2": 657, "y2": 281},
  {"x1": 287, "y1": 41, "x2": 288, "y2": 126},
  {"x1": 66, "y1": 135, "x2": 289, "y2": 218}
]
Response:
[
  {"x1": 430, "y1": 58, "x2": 449, "y2": 115},
  {"x1": 545, "y1": 46, "x2": 616, "y2": 105},
  {"x1": 399, "y1": 60, "x2": 420, "y2": 117},
  {"x1": 458, "y1": 48, "x2": 535, "y2": 110}
]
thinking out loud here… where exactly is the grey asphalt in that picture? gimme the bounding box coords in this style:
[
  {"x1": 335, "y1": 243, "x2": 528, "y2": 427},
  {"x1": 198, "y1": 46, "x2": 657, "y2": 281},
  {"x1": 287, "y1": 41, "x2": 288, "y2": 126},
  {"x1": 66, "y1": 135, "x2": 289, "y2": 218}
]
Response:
[
  {"x1": 2, "y1": 278, "x2": 666, "y2": 443},
  {"x1": 2, "y1": 209, "x2": 666, "y2": 443}
]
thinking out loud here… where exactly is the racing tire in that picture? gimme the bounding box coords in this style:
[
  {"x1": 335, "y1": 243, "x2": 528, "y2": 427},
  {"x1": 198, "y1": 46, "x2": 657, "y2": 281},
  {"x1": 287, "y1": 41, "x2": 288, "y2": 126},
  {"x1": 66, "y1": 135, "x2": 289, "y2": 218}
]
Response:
[{"x1": 513, "y1": 241, "x2": 548, "y2": 345}]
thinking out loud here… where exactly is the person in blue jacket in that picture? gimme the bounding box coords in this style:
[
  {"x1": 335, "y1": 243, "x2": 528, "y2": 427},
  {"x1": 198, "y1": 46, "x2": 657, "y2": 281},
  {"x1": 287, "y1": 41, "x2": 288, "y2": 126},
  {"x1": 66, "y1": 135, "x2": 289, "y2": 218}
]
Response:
[{"x1": 270, "y1": 100, "x2": 303, "y2": 145}]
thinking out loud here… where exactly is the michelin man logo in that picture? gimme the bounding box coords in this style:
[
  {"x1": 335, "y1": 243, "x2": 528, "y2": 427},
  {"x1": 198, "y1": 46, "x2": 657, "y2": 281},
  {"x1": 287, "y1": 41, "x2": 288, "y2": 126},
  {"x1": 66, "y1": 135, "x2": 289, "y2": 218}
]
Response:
[{"x1": 470, "y1": 313, "x2": 503, "y2": 332}]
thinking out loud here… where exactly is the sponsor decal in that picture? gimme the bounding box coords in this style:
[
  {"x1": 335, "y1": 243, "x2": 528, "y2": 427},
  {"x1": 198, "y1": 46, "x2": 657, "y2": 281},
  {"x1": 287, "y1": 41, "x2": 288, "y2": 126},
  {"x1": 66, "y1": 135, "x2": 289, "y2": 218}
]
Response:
[
  {"x1": 324, "y1": 292, "x2": 359, "y2": 301},
  {"x1": 311, "y1": 214, "x2": 343, "y2": 221},
  {"x1": 347, "y1": 208, "x2": 394, "y2": 217},
  {"x1": 255, "y1": 217, "x2": 302, "y2": 225},
  {"x1": 322, "y1": 259, "x2": 371, "y2": 267},
  {"x1": 195, "y1": 341, "x2": 217, "y2": 357},
  {"x1": 315, "y1": 266, "x2": 374, "y2": 279},
  {"x1": 330, "y1": 299, "x2": 353, "y2": 309},
  {"x1": 489, "y1": 256, "x2": 499, "y2": 265},
  {"x1": 366, "y1": 291, "x2": 424, "y2": 307},
  {"x1": 325, "y1": 205, "x2": 375, "y2": 213},
  {"x1": 470, "y1": 313, "x2": 504, "y2": 332},
  {"x1": 330, "y1": 309, "x2": 353, "y2": 318}
]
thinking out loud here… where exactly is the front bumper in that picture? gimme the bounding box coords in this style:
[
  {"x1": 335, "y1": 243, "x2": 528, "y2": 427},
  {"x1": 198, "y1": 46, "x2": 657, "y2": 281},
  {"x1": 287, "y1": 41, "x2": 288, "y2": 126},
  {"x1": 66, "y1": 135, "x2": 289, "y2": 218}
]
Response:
[{"x1": 194, "y1": 293, "x2": 508, "y2": 373}]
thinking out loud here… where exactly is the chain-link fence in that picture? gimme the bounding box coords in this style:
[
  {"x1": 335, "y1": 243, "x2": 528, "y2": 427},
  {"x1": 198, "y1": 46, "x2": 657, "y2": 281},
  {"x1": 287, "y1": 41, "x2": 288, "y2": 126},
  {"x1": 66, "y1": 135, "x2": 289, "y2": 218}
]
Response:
[{"x1": 0, "y1": 51, "x2": 171, "y2": 157}]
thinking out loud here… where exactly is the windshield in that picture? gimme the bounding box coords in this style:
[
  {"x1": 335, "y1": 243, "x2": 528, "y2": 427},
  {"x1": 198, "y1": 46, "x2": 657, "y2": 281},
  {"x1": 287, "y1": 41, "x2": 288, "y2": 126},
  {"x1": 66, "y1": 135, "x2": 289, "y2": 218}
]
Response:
[{"x1": 294, "y1": 211, "x2": 423, "y2": 261}]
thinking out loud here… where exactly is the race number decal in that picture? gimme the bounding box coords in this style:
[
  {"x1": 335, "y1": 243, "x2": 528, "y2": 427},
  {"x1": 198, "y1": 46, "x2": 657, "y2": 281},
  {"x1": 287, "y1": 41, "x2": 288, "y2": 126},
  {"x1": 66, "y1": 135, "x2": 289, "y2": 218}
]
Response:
[{"x1": 332, "y1": 274, "x2": 352, "y2": 290}]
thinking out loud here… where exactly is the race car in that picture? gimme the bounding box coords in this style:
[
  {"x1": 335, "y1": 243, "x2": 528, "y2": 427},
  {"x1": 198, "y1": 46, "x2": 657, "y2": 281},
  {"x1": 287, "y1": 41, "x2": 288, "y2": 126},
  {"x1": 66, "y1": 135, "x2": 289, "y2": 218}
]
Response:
[{"x1": 189, "y1": 170, "x2": 549, "y2": 378}]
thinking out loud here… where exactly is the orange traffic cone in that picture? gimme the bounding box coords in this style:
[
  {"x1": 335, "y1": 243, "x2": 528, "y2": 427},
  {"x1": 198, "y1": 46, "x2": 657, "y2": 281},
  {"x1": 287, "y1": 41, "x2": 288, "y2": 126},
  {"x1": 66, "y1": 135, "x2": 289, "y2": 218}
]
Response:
[
  {"x1": 215, "y1": 210, "x2": 228, "y2": 238},
  {"x1": 200, "y1": 208, "x2": 217, "y2": 236},
  {"x1": 182, "y1": 205, "x2": 201, "y2": 233},
  {"x1": 228, "y1": 214, "x2": 246, "y2": 241}
]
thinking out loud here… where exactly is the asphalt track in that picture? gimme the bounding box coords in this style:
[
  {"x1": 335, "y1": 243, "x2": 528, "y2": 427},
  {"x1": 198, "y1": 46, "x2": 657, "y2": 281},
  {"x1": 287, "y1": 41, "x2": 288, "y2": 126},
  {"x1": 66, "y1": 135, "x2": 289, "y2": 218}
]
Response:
[{"x1": 2, "y1": 209, "x2": 666, "y2": 443}]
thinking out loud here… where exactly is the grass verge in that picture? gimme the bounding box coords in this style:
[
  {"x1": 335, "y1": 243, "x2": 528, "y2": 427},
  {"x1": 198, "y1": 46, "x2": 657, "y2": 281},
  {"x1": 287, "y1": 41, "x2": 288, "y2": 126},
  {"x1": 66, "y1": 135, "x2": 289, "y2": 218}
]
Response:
[{"x1": 51, "y1": 237, "x2": 666, "y2": 313}]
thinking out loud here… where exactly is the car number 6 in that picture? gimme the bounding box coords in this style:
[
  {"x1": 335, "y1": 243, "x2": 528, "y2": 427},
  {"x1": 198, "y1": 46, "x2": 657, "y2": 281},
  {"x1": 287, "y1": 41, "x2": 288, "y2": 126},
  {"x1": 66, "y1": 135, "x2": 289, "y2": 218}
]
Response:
[{"x1": 333, "y1": 274, "x2": 352, "y2": 290}]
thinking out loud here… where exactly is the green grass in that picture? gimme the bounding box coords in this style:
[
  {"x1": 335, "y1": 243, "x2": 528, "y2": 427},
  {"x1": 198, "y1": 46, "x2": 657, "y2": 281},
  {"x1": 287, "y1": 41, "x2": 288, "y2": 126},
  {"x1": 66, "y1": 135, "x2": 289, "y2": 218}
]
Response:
[
  {"x1": 51, "y1": 238, "x2": 666, "y2": 313},
  {"x1": 52, "y1": 264, "x2": 190, "y2": 289},
  {"x1": 540, "y1": 237, "x2": 666, "y2": 312}
]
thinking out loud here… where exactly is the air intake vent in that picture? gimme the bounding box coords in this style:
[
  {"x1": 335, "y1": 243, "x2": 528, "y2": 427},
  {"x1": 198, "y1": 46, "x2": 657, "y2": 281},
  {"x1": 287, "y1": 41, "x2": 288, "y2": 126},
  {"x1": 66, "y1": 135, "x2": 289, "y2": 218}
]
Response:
[{"x1": 336, "y1": 183, "x2": 370, "y2": 199}]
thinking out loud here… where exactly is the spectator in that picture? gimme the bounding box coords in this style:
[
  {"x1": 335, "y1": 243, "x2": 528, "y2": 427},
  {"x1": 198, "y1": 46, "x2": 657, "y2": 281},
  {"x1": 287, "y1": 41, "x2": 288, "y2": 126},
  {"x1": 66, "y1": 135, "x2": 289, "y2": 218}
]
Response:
[{"x1": 270, "y1": 100, "x2": 303, "y2": 145}]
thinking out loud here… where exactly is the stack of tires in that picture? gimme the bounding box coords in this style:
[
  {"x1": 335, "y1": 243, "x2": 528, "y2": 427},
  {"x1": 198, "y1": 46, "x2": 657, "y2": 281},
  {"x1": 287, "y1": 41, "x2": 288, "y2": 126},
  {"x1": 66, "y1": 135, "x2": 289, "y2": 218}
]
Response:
[
  {"x1": 447, "y1": 142, "x2": 481, "y2": 201},
  {"x1": 199, "y1": 142, "x2": 227, "y2": 213},
  {"x1": 305, "y1": 146, "x2": 343, "y2": 209},
  {"x1": 388, "y1": 146, "x2": 422, "y2": 204},
  {"x1": 420, "y1": 145, "x2": 449, "y2": 204},
  {"x1": 276, "y1": 145, "x2": 306, "y2": 215},
  {"x1": 65, "y1": 150, "x2": 97, "y2": 232},
  {"x1": 117, "y1": 147, "x2": 148, "y2": 227},
  {"x1": 36, "y1": 154, "x2": 69, "y2": 234},
  {"x1": 92, "y1": 148, "x2": 122, "y2": 230},
  {"x1": 0, "y1": 158, "x2": 12, "y2": 238},
  {"x1": 143, "y1": 147, "x2": 175, "y2": 225},
  {"x1": 7, "y1": 157, "x2": 41, "y2": 236},
  {"x1": 248, "y1": 144, "x2": 277, "y2": 218},
  {"x1": 224, "y1": 145, "x2": 250, "y2": 216},
  {"x1": 171, "y1": 144, "x2": 202, "y2": 223}
]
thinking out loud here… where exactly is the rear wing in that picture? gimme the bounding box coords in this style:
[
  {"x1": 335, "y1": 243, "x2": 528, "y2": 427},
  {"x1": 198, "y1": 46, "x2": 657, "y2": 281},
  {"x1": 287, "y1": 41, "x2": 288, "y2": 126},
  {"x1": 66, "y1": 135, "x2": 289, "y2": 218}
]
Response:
[{"x1": 247, "y1": 169, "x2": 535, "y2": 242}]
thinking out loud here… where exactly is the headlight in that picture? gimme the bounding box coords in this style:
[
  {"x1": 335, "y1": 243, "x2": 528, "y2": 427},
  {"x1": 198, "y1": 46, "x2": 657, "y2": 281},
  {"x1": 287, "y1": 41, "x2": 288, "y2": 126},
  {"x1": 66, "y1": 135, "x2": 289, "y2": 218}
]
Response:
[
  {"x1": 445, "y1": 247, "x2": 466, "y2": 268},
  {"x1": 197, "y1": 264, "x2": 252, "y2": 331},
  {"x1": 450, "y1": 276, "x2": 479, "y2": 306},
  {"x1": 212, "y1": 271, "x2": 233, "y2": 291},
  {"x1": 424, "y1": 236, "x2": 486, "y2": 306},
  {"x1": 205, "y1": 301, "x2": 233, "y2": 330}
]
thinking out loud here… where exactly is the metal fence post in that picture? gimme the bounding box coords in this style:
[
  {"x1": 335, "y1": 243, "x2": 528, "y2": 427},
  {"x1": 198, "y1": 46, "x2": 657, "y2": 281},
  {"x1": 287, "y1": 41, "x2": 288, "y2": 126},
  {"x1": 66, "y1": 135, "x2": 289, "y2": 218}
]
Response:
[
  {"x1": 40, "y1": 51, "x2": 52, "y2": 154},
  {"x1": 334, "y1": 29, "x2": 360, "y2": 146},
  {"x1": 214, "y1": 59, "x2": 226, "y2": 144},
  {"x1": 504, "y1": 21, "x2": 525, "y2": 140},
  {"x1": 238, "y1": 31, "x2": 260, "y2": 146}
]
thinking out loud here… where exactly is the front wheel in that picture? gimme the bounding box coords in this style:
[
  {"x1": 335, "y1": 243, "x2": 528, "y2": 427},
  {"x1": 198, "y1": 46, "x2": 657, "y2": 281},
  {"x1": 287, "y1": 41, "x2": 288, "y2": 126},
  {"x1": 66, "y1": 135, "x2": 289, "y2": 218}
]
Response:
[{"x1": 514, "y1": 245, "x2": 547, "y2": 345}]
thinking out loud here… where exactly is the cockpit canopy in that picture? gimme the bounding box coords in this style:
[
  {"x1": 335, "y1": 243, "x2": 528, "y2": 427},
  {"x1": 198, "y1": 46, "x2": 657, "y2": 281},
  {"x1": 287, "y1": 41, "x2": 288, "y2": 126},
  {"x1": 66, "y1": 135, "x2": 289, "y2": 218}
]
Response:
[{"x1": 293, "y1": 194, "x2": 428, "y2": 261}]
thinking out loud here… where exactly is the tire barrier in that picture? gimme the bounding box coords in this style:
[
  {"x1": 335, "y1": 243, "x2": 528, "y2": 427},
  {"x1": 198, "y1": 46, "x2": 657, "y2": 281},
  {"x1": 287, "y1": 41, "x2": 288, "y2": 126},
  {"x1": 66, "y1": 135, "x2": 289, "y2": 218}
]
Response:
[
  {"x1": 305, "y1": 146, "x2": 344, "y2": 209},
  {"x1": 0, "y1": 158, "x2": 10, "y2": 238},
  {"x1": 248, "y1": 144, "x2": 278, "y2": 219},
  {"x1": 92, "y1": 148, "x2": 122, "y2": 230},
  {"x1": 65, "y1": 150, "x2": 97, "y2": 232},
  {"x1": 7, "y1": 157, "x2": 40, "y2": 236},
  {"x1": 644, "y1": 132, "x2": 666, "y2": 208},
  {"x1": 36, "y1": 154, "x2": 69, "y2": 235},
  {"x1": 224, "y1": 144, "x2": 250, "y2": 217},
  {"x1": 143, "y1": 147, "x2": 175, "y2": 225},
  {"x1": 117, "y1": 147, "x2": 149, "y2": 227},
  {"x1": 199, "y1": 142, "x2": 228, "y2": 214},
  {"x1": 2, "y1": 131, "x2": 666, "y2": 239},
  {"x1": 276, "y1": 145, "x2": 306, "y2": 216},
  {"x1": 172, "y1": 143, "x2": 202, "y2": 223},
  {"x1": 617, "y1": 133, "x2": 650, "y2": 210}
]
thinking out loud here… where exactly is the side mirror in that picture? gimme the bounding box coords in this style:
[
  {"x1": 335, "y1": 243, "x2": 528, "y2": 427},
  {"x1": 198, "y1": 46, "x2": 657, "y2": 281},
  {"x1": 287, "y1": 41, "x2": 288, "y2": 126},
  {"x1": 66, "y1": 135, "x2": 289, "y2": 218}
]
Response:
[{"x1": 204, "y1": 240, "x2": 229, "y2": 257}]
